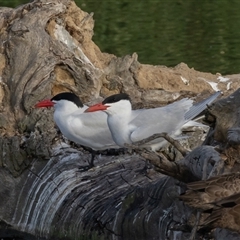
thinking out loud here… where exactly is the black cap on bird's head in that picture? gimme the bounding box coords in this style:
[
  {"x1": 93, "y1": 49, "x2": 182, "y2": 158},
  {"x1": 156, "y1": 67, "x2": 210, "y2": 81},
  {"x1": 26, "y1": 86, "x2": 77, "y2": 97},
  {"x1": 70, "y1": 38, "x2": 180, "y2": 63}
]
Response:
[
  {"x1": 35, "y1": 92, "x2": 83, "y2": 108},
  {"x1": 102, "y1": 93, "x2": 131, "y2": 104},
  {"x1": 51, "y1": 92, "x2": 83, "y2": 108}
]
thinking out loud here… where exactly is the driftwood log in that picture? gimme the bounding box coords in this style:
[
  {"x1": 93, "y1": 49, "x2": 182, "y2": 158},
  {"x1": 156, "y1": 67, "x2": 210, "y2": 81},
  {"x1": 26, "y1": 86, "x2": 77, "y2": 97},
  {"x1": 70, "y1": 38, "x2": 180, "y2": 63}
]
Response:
[{"x1": 1, "y1": 0, "x2": 240, "y2": 239}]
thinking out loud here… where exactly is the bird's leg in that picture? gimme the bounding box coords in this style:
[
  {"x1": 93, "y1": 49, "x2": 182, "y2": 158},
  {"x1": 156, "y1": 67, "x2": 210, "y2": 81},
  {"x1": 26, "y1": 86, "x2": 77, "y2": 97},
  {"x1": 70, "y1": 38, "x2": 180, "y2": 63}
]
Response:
[
  {"x1": 89, "y1": 150, "x2": 96, "y2": 168},
  {"x1": 78, "y1": 149, "x2": 96, "y2": 172}
]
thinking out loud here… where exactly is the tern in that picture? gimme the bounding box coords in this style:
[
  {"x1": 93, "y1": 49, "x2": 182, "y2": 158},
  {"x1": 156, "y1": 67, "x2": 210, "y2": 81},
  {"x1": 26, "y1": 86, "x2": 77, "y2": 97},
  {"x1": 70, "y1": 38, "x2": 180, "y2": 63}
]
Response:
[
  {"x1": 86, "y1": 92, "x2": 221, "y2": 150},
  {"x1": 35, "y1": 92, "x2": 120, "y2": 150}
]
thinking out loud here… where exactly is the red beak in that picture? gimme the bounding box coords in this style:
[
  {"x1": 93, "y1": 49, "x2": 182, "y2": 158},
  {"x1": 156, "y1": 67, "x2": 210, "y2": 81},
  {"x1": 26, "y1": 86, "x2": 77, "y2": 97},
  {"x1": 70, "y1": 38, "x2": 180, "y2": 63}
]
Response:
[
  {"x1": 85, "y1": 103, "x2": 109, "y2": 112},
  {"x1": 35, "y1": 99, "x2": 55, "y2": 108}
]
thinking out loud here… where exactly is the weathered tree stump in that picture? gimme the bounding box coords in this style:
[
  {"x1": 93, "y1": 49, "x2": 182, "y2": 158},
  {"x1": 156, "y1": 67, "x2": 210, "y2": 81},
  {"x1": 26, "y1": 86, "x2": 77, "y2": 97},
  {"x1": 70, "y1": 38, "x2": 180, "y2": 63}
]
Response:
[{"x1": 1, "y1": 0, "x2": 240, "y2": 239}]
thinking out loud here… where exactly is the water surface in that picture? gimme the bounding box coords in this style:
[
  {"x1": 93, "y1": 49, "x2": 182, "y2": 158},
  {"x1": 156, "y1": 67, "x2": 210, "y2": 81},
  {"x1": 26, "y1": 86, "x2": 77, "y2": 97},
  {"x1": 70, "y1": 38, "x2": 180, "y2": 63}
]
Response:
[{"x1": 2, "y1": 0, "x2": 240, "y2": 75}]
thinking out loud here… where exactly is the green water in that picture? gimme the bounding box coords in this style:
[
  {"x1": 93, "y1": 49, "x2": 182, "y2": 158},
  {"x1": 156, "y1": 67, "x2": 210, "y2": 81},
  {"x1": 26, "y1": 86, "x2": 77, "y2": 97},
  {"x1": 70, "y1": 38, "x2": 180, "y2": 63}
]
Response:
[{"x1": 1, "y1": 0, "x2": 240, "y2": 75}]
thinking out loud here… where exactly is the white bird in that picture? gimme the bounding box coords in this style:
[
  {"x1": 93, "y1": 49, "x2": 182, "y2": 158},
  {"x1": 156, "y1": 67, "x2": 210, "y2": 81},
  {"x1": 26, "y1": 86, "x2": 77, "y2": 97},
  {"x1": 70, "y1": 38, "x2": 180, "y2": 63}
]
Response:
[
  {"x1": 35, "y1": 92, "x2": 120, "y2": 151},
  {"x1": 85, "y1": 92, "x2": 221, "y2": 150}
]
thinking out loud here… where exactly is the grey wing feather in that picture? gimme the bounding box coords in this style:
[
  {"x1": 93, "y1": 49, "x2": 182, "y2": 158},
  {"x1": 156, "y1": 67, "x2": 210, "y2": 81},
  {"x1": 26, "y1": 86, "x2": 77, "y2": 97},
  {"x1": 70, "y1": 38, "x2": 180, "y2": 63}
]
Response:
[
  {"x1": 130, "y1": 98, "x2": 193, "y2": 142},
  {"x1": 130, "y1": 92, "x2": 221, "y2": 143},
  {"x1": 70, "y1": 111, "x2": 118, "y2": 149},
  {"x1": 184, "y1": 91, "x2": 221, "y2": 120}
]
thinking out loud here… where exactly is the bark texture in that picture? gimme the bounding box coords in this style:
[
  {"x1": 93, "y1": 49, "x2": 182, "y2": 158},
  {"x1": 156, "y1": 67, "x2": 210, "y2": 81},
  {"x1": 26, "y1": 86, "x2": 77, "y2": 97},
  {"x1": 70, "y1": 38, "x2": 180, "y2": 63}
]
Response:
[{"x1": 1, "y1": 0, "x2": 240, "y2": 239}]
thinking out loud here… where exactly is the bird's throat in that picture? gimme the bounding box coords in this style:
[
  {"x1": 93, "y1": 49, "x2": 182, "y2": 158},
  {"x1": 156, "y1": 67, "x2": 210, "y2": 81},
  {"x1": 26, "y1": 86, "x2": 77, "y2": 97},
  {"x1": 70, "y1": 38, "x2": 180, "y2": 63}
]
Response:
[{"x1": 107, "y1": 114, "x2": 133, "y2": 147}]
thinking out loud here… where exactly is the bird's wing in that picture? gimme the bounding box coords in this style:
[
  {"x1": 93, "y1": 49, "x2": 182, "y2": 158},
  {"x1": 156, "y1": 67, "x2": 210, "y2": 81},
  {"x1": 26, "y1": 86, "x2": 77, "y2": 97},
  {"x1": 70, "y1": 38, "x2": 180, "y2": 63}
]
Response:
[
  {"x1": 67, "y1": 111, "x2": 118, "y2": 150},
  {"x1": 130, "y1": 98, "x2": 193, "y2": 142},
  {"x1": 130, "y1": 92, "x2": 221, "y2": 143}
]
